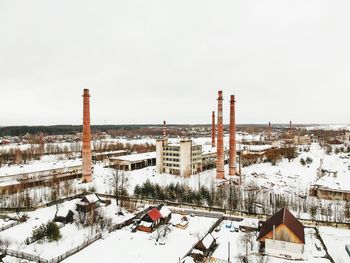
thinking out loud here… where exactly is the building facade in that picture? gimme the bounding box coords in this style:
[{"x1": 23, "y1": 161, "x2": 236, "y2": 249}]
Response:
[{"x1": 156, "y1": 139, "x2": 202, "y2": 177}]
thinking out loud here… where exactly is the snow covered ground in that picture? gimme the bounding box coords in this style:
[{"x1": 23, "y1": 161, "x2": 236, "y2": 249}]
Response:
[
  {"x1": 0, "y1": 198, "x2": 133, "y2": 260},
  {"x1": 210, "y1": 221, "x2": 330, "y2": 263},
  {"x1": 62, "y1": 213, "x2": 217, "y2": 263},
  {"x1": 319, "y1": 226, "x2": 350, "y2": 263}
]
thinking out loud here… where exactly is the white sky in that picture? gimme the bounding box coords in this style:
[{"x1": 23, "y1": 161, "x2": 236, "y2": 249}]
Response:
[{"x1": 0, "y1": 0, "x2": 350, "y2": 126}]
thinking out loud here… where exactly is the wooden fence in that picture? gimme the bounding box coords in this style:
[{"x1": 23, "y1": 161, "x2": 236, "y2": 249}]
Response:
[{"x1": 0, "y1": 220, "x2": 21, "y2": 232}]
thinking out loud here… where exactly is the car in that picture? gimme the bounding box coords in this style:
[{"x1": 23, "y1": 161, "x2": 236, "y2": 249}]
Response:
[{"x1": 214, "y1": 225, "x2": 221, "y2": 232}]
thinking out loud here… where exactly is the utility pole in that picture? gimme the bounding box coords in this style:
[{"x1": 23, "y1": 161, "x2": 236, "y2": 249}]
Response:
[{"x1": 228, "y1": 241, "x2": 231, "y2": 263}]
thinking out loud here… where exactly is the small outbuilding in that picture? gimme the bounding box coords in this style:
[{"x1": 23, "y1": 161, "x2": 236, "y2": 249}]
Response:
[
  {"x1": 76, "y1": 193, "x2": 101, "y2": 214},
  {"x1": 192, "y1": 233, "x2": 217, "y2": 260}
]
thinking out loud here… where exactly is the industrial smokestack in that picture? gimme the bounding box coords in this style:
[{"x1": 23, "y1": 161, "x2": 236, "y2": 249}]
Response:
[
  {"x1": 268, "y1": 122, "x2": 271, "y2": 141},
  {"x1": 82, "y1": 89, "x2": 92, "y2": 183},
  {"x1": 211, "y1": 111, "x2": 216, "y2": 147},
  {"x1": 290, "y1": 120, "x2": 292, "y2": 129},
  {"x1": 216, "y1": 90, "x2": 225, "y2": 179},
  {"x1": 163, "y1": 121, "x2": 167, "y2": 138},
  {"x1": 229, "y1": 95, "x2": 236, "y2": 176}
]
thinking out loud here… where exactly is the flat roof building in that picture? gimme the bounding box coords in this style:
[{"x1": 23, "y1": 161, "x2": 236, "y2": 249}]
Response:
[
  {"x1": 156, "y1": 139, "x2": 228, "y2": 177},
  {"x1": 110, "y1": 152, "x2": 156, "y2": 171}
]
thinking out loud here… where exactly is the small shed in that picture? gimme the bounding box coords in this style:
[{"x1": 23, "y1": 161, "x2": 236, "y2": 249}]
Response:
[
  {"x1": 158, "y1": 204, "x2": 172, "y2": 223},
  {"x1": 193, "y1": 233, "x2": 217, "y2": 259},
  {"x1": 76, "y1": 194, "x2": 101, "y2": 213}
]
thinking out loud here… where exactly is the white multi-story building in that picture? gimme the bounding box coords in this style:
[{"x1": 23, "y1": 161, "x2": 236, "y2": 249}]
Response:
[
  {"x1": 156, "y1": 139, "x2": 228, "y2": 177},
  {"x1": 156, "y1": 139, "x2": 202, "y2": 177}
]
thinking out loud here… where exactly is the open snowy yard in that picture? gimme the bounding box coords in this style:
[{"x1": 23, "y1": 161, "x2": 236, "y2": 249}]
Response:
[
  {"x1": 319, "y1": 226, "x2": 350, "y2": 263},
  {"x1": 62, "y1": 213, "x2": 217, "y2": 263}
]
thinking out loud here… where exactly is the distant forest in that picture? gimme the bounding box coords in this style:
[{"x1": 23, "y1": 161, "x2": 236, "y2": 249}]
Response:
[{"x1": 0, "y1": 124, "x2": 304, "y2": 137}]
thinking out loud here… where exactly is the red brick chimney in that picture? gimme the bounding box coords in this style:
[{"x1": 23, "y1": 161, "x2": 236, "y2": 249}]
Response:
[
  {"x1": 82, "y1": 89, "x2": 92, "y2": 183},
  {"x1": 229, "y1": 95, "x2": 236, "y2": 176},
  {"x1": 163, "y1": 121, "x2": 167, "y2": 138},
  {"x1": 211, "y1": 111, "x2": 216, "y2": 147},
  {"x1": 216, "y1": 90, "x2": 224, "y2": 179}
]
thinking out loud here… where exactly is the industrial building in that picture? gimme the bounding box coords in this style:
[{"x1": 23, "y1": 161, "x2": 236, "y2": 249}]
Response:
[
  {"x1": 0, "y1": 161, "x2": 84, "y2": 193},
  {"x1": 92, "y1": 150, "x2": 128, "y2": 162},
  {"x1": 156, "y1": 139, "x2": 228, "y2": 177},
  {"x1": 110, "y1": 152, "x2": 156, "y2": 171}
]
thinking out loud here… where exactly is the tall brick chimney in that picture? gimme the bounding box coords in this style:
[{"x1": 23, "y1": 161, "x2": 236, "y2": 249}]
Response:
[
  {"x1": 211, "y1": 111, "x2": 216, "y2": 147},
  {"x1": 163, "y1": 121, "x2": 167, "y2": 138},
  {"x1": 82, "y1": 89, "x2": 92, "y2": 183},
  {"x1": 216, "y1": 90, "x2": 224, "y2": 179},
  {"x1": 229, "y1": 95, "x2": 236, "y2": 176}
]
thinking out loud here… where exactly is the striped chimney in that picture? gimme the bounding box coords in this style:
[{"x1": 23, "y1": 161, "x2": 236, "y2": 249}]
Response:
[{"x1": 216, "y1": 90, "x2": 225, "y2": 179}]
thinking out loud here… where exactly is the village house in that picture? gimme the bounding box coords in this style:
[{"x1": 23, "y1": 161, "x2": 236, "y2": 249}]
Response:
[
  {"x1": 310, "y1": 172, "x2": 350, "y2": 201},
  {"x1": 257, "y1": 208, "x2": 305, "y2": 259},
  {"x1": 76, "y1": 193, "x2": 102, "y2": 214},
  {"x1": 293, "y1": 135, "x2": 311, "y2": 145},
  {"x1": 137, "y1": 206, "x2": 171, "y2": 233}
]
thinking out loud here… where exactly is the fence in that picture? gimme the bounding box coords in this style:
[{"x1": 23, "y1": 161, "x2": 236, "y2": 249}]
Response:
[
  {"x1": 0, "y1": 220, "x2": 21, "y2": 232},
  {"x1": 0, "y1": 248, "x2": 48, "y2": 263}
]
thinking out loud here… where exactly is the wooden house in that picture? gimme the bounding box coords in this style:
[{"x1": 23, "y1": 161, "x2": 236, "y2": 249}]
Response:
[
  {"x1": 257, "y1": 208, "x2": 305, "y2": 259},
  {"x1": 137, "y1": 207, "x2": 162, "y2": 232},
  {"x1": 76, "y1": 193, "x2": 101, "y2": 214}
]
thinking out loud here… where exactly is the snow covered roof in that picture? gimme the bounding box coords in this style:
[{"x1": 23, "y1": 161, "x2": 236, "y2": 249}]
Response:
[
  {"x1": 92, "y1": 150, "x2": 128, "y2": 156},
  {"x1": 0, "y1": 159, "x2": 82, "y2": 177},
  {"x1": 159, "y1": 206, "x2": 171, "y2": 218},
  {"x1": 139, "y1": 221, "x2": 152, "y2": 228},
  {"x1": 82, "y1": 194, "x2": 100, "y2": 204},
  {"x1": 110, "y1": 152, "x2": 156, "y2": 162},
  {"x1": 313, "y1": 173, "x2": 350, "y2": 192},
  {"x1": 239, "y1": 218, "x2": 259, "y2": 229},
  {"x1": 202, "y1": 233, "x2": 215, "y2": 249},
  {"x1": 182, "y1": 256, "x2": 196, "y2": 263}
]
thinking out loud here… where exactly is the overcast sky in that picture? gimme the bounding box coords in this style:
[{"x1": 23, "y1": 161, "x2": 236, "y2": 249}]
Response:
[{"x1": 0, "y1": 0, "x2": 349, "y2": 126}]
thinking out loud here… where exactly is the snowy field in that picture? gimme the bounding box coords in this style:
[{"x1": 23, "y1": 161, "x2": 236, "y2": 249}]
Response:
[
  {"x1": 243, "y1": 143, "x2": 350, "y2": 195},
  {"x1": 62, "y1": 213, "x2": 217, "y2": 263},
  {"x1": 319, "y1": 226, "x2": 350, "y2": 263},
  {"x1": 90, "y1": 142, "x2": 350, "y2": 198}
]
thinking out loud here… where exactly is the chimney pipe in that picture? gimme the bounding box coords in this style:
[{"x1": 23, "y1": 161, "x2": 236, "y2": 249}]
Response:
[
  {"x1": 82, "y1": 89, "x2": 92, "y2": 183},
  {"x1": 268, "y1": 122, "x2": 271, "y2": 141},
  {"x1": 211, "y1": 111, "x2": 216, "y2": 147},
  {"x1": 163, "y1": 121, "x2": 167, "y2": 138},
  {"x1": 216, "y1": 90, "x2": 225, "y2": 179},
  {"x1": 229, "y1": 95, "x2": 236, "y2": 176}
]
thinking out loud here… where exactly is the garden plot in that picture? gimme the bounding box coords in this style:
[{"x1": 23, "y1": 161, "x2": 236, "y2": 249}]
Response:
[
  {"x1": 62, "y1": 213, "x2": 217, "y2": 263},
  {"x1": 210, "y1": 220, "x2": 331, "y2": 263},
  {"x1": 319, "y1": 226, "x2": 350, "y2": 263},
  {"x1": 0, "y1": 198, "x2": 133, "y2": 261}
]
